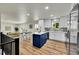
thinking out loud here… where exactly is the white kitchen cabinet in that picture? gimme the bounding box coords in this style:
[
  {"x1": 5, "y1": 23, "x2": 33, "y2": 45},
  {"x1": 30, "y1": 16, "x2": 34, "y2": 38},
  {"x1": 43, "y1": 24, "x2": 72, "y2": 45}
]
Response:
[
  {"x1": 54, "y1": 32, "x2": 66, "y2": 42},
  {"x1": 49, "y1": 31, "x2": 77, "y2": 43},
  {"x1": 71, "y1": 16, "x2": 78, "y2": 30},
  {"x1": 70, "y1": 35, "x2": 77, "y2": 44},
  {"x1": 59, "y1": 17, "x2": 67, "y2": 28},
  {"x1": 49, "y1": 32, "x2": 54, "y2": 39},
  {"x1": 70, "y1": 32, "x2": 77, "y2": 44},
  {"x1": 49, "y1": 31, "x2": 66, "y2": 42},
  {"x1": 44, "y1": 20, "x2": 52, "y2": 28}
]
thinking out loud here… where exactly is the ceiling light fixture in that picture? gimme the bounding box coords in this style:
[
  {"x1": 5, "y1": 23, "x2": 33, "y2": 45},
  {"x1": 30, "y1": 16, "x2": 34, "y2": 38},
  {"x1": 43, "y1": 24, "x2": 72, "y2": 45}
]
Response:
[
  {"x1": 54, "y1": 19, "x2": 57, "y2": 21},
  {"x1": 45, "y1": 6, "x2": 49, "y2": 10},
  {"x1": 26, "y1": 13, "x2": 30, "y2": 16},
  {"x1": 50, "y1": 14, "x2": 54, "y2": 17},
  {"x1": 53, "y1": 17, "x2": 57, "y2": 19},
  {"x1": 34, "y1": 17, "x2": 39, "y2": 21}
]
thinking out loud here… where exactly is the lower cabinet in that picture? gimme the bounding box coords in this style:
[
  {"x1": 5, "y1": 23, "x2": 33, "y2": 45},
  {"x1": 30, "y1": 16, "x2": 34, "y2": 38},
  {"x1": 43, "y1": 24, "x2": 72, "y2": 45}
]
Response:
[
  {"x1": 49, "y1": 31, "x2": 66, "y2": 42},
  {"x1": 33, "y1": 32, "x2": 48, "y2": 48},
  {"x1": 49, "y1": 32, "x2": 54, "y2": 39},
  {"x1": 1, "y1": 33, "x2": 19, "y2": 55},
  {"x1": 77, "y1": 32, "x2": 79, "y2": 54}
]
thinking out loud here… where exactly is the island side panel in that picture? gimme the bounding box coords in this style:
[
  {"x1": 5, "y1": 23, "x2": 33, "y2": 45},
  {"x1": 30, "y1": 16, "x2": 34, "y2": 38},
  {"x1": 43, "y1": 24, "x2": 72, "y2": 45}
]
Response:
[{"x1": 15, "y1": 38, "x2": 19, "y2": 55}]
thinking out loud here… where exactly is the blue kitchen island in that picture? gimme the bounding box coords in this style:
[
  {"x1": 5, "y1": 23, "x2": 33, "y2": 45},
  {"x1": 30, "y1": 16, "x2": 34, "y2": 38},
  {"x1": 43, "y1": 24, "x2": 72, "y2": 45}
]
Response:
[{"x1": 33, "y1": 32, "x2": 49, "y2": 48}]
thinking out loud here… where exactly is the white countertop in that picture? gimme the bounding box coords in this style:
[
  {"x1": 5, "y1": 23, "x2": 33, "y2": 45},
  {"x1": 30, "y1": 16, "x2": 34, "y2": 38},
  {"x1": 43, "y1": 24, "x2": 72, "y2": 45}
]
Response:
[
  {"x1": 46, "y1": 31, "x2": 66, "y2": 33},
  {"x1": 34, "y1": 32, "x2": 47, "y2": 35},
  {"x1": 3, "y1": 33, "x2": 19, "y2": 39},
  {"x1": 7, "y1": 35, "x2": 19, "y2": 39}
]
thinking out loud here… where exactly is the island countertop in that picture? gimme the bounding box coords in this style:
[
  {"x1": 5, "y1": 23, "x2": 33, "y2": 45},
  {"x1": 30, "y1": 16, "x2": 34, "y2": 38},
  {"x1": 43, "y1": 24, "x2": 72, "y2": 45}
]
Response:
[
  {"x1": 3, "y1": 34, "x2": 19, "y2": 39},
  {"x1": 1, "y1": 32, "x2": 20, "y2": 55},
  {"x1": 33, "y1": 32, "x2": 47, "y2": 35}
]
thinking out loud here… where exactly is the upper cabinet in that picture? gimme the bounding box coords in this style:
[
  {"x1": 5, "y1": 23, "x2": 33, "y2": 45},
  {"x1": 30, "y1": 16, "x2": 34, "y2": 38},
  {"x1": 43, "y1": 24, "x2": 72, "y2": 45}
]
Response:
[
  {"x1": 44, "y1": 20, "x2": 52, "y2": 28},
  {"x1": 59, "y1": 17, "x2": 68, "y2": 28},
  {"x1": 71, "y1": 6, "x2": 78, "y2": 30},
  {"x1": 71, "y1": 16, "x2": 78, "y2": 30}
]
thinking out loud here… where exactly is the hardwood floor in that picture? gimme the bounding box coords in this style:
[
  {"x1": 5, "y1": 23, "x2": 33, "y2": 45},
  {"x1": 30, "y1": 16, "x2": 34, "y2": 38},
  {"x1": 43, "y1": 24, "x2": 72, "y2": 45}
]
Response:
[{"x1": 20, "y1": 39, "x2": 67, "y2": 55}]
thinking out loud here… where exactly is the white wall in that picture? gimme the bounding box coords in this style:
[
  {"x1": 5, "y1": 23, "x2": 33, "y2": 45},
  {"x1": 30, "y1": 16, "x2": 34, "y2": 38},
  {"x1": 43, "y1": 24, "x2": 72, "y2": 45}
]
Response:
[
  {"x1": 1, "y1": 22, "x2": 16, "y2": 34},
  {"x1": 43, "y1": 17, "x2": 68, "y2": 29},
  {"x1": 1, "y1": 13, "x2": 21, "y2": 34},
  {"x1": 19, "y1": 23, "x2": 36, "y2": 33},
  {"x1": 70, "y1": 11, "x2": 78, "y2": 44}
]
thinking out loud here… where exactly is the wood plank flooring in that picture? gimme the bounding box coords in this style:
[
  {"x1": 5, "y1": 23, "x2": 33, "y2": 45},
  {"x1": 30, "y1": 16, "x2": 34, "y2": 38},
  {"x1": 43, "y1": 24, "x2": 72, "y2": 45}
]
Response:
[{"x1": 20, "y1": 39, "x2": 67, "y2": 55}]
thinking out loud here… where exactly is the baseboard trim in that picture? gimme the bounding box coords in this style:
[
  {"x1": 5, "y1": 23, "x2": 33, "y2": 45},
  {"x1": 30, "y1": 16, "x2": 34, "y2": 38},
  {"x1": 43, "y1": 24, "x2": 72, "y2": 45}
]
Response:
[{"x1": 49, "y1": 39, "x2": 77, "y2": 45}]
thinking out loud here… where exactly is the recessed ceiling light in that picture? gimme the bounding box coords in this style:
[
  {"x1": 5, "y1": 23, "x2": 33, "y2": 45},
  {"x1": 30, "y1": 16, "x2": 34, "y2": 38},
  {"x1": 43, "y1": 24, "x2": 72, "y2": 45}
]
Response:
[
  {"x1": 53, "y1": 17, "x2": 57, "y2": 19},
  {"x1": 67, "y1": 21, "x2": 69, "y2": 24},
  {"x1": 54, "y1": 19, "x2": 57, "y2": 21},
  {"x1": 34, "y1": 17, "x2": 39, "y2": 21},
  {"x1": 26, "y1": 13, "x2": 30, "y2": 16},
  {"x1": 50, "y1": 14, "x2": 54, "y2": 17},
  {"x1": 45, "y1": 6, "x2": 49, "y2": 10}
]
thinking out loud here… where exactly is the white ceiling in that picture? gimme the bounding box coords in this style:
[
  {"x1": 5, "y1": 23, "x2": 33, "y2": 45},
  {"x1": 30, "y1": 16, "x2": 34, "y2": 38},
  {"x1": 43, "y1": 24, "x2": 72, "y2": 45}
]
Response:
[{"x1": 0, "y1": 3, "x2": 74, "y2": 24}]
